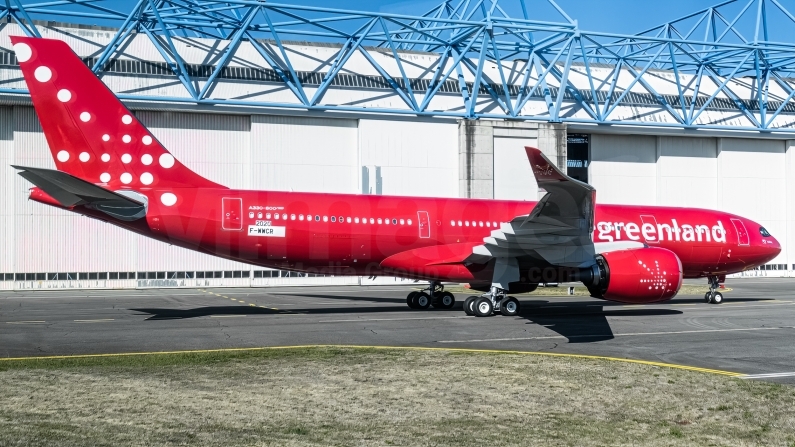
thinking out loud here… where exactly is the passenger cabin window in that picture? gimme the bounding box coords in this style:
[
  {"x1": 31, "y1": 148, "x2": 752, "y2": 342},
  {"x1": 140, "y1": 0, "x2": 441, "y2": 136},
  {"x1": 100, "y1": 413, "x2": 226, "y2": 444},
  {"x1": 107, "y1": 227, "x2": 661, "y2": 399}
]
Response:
[
  {"x1": 331, "y1": 216, "x2": 336, "y2": 222},
  {"x1": 323, "y1": 216, "x2": 328, "y2": 222},
  {"x1": 400, "y1": 219, "x2": 405, "y2": 225},
  {"x1": 266, "y1": 213, "x2": 272, "y2": 219}
]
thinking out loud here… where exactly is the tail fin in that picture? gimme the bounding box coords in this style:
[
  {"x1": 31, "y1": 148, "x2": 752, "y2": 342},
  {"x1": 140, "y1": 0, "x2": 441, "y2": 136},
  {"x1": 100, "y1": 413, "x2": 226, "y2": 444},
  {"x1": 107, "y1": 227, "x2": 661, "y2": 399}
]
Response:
[{"x1": 10, "y1": 36, "x2": 222, "y2": 190}]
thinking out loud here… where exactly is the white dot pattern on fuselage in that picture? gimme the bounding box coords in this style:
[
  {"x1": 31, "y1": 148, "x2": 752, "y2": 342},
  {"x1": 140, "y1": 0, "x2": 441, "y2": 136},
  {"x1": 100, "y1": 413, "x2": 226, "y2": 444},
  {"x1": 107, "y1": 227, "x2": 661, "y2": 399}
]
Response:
[
  {"x1": 57, "y1": 150, "x2": 69, "y2": 162},
  {"x1": 79, "y1": 152, "x2": 89, "y2": 162},
  {"x1": 101, "y1": 153, "x2": 110, "y2": 162},
  {"x1": 141, "y1": 173, "x2": 153, "y2": 185},
  {"x1": 141, "y1": 154, "x2": 153, "y2": 165},
  {"x1": 121, "y1": 154, "x2": 132, "y2": 164},
  {"x1": 80, "y1": 112, "x2": 90, "y2": 122},
  {"x1": 122, "y1": 115, "x2": 132, "y2": 125},
  {"x1": 122, "y1": 135, "x2": 131, "y2": 143},
  {"x1": 161, "y1": 193, "x2": 177, "y2": 206},
  {"x1": 34, "y1": 66, "x2": 51, "y2": 82},
  {"x1": 120, "y1": 173, "x2": 132, "y2": 184},
  {"x1": 57, "y1": 89, "x2": 71, "y2": 102},
  {"x1": 159, "y1": 153, "x2": 175, "y2": 168},
  {"x1": 13, "y1": 43, "x2": 31, "y2": 63},
  {"x1": 100, "y1": 173, "x2": 110, "y2": 183}
]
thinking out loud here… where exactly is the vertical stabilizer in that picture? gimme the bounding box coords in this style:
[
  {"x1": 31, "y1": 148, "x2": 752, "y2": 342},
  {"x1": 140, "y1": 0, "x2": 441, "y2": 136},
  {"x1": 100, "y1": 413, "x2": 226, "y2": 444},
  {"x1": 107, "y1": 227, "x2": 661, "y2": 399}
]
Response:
[{"x1": 10, "y1": 36, "x2": 223, "y2": 190}]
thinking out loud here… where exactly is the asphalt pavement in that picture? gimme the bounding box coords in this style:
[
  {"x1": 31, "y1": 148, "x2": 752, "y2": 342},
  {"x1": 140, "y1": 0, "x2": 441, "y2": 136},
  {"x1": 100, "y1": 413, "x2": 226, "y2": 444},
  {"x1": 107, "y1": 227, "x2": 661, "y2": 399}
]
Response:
[{"x1": 1, "y1": 278, "x2": 794, "y2": 383}]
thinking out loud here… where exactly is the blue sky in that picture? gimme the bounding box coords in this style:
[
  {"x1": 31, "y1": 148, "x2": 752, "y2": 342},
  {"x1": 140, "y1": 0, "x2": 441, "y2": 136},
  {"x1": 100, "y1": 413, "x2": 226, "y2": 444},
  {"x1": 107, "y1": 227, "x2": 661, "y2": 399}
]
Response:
[{"x1": 43, "y1": 0, "x2": 795, "y2": 42}]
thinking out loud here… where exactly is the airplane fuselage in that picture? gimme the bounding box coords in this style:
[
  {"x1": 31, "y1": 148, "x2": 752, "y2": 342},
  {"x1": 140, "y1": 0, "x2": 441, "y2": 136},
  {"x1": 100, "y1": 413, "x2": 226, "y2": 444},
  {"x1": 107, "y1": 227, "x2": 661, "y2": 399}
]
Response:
[{"x1": 68, "y1": 187, "x2": 780, "y2": 284}]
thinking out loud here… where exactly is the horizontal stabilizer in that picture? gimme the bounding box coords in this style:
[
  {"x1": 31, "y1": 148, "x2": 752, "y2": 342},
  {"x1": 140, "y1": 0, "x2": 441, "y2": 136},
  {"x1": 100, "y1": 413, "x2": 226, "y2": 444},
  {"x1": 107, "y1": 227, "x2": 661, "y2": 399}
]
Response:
[{"x1": 14, "y1": 166, "x2": 146, "y2": 221}]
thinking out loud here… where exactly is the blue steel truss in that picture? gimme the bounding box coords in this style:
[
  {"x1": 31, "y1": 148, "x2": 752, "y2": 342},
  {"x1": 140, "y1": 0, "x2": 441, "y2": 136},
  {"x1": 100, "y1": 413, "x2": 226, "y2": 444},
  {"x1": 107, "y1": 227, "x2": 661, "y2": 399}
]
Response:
[{"x1": 3, "y1": 0, "x2": 795, "y2": 132}]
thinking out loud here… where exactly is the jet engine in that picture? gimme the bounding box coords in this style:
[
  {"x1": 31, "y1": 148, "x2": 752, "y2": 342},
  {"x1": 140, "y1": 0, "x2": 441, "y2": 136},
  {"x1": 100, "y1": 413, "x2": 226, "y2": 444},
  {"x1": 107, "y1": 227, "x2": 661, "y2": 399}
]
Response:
[{"x1": 585, "y1": 247, "x2": 683, "y2": 303}]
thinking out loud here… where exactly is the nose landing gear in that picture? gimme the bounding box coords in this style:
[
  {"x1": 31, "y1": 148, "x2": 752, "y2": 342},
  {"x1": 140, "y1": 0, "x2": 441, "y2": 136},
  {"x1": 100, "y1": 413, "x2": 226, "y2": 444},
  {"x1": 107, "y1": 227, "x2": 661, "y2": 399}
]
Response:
[
  {"x1": 406, "y1": 282, "x2": 455, "y2": 310},
  {"x1": 704, "y1": 275, "x2": 724, "y2": 304}
]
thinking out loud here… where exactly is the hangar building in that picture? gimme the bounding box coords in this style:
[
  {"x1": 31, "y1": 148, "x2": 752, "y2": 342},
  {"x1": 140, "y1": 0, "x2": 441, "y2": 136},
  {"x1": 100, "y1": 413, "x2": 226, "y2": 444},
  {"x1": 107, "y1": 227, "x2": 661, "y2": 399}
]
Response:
[{"x1": 0, "y1": 0, "x2": 793, "y2": 289}]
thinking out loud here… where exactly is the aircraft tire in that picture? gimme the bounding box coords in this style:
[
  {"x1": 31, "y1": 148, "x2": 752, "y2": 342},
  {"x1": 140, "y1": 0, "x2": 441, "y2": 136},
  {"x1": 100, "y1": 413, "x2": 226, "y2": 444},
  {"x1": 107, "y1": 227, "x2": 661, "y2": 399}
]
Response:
[
  {"x1": 711, "y1": 292, "x2": 723, "y2": 304},
  {"x1": 473, "y1": 297, "x2": 493, "y2": 317},
  {"x1": 406, "y1": 291, "x2": 419, "y2": 309},
  {"x1": 434, "y1": 291, "x2": 455, "y2": 309},
  {"x1": 704, "y1": 292, "x2": 711, "y2": 303},
  {"x1": 500, "y1": 297, "x2": 520, "y2": 316},
  {"x1": 463, "y1": 296, "x2": 477, "y2": 316},
  {"x1": 415, "y1": 292, "x2": 432, "y2": 309}
]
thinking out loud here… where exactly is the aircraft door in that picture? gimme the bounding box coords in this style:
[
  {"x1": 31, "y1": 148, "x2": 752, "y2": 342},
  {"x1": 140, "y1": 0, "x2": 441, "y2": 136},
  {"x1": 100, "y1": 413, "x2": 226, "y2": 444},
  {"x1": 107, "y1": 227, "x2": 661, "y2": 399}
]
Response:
[
  {"x1": 222, "y1": 197, "x2": 243, "y2": 231},
  {"x1": 417, "y1": 211, "x2": 431, "y2": 239},
  {"x1": 731, "y1": 218, "x2": 749, "y2": 246}
]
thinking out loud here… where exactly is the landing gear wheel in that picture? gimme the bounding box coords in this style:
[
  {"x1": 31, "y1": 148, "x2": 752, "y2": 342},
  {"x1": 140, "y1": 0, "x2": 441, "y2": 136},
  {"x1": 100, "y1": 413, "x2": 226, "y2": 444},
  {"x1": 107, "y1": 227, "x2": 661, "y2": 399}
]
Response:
[
  {"x1": 473, "y1": 297, "x2": 494, "y2": 317},
  {"x1": 407, "y1": 291, "x2": 419, "y2": 309},
  {"x1": 704, "y1": 292, "x2": 711, "y2": 303},
  {"x1": 433, "y1": 292, "x2": 455, "y2": 309},
  {"x1": 500, "y1": 297, "x2": 520, "y2": 316},
  {"x1": 463, "y1": 296, "x2": 477, "y2": 316},
  {"x1": 711, "y1": 292, "x2": 723, "y2": 304},
  {"x1": 414, "y1": 292, "x2": 432, "y2": 309}
]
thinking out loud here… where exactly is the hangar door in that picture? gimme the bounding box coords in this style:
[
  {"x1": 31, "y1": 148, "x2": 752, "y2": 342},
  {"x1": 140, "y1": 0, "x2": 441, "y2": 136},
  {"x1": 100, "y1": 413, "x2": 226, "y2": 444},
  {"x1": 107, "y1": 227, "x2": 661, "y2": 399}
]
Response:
[
  {"x1": 251, "y1": 115, "x2": 358, "y2": 193},
  {"x1": 493, "y1": 136, "x2": 538, "y2": 201}
]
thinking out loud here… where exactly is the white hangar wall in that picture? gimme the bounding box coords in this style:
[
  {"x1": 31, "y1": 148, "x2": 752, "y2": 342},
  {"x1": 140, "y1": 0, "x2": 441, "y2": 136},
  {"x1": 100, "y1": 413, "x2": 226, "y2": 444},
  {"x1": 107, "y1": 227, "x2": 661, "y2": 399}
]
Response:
[
  {"x1": 0, "y1": 106, "x2": 459, "y2": 288},
  {"x1": 589, "y1": 133, "x2": 790, "y2": 267}
]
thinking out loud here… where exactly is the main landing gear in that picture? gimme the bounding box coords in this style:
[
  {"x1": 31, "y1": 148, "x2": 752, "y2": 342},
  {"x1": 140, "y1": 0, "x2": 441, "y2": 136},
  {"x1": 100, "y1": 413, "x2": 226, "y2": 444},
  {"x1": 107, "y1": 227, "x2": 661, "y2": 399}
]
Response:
[
  {"x1": 462, "y1": 287, "x2": 521, "y2": 317},
  {"x1": 704, "y1": 275, "x2": 724, "y2": 304},
  {"x1": 406, "y1": 282, "x2": 455, "y2": 310}
]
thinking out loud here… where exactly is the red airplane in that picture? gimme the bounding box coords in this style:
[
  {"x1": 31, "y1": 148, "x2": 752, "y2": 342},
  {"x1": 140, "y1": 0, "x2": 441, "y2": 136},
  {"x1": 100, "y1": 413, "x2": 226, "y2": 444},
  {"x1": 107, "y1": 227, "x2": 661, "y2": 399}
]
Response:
[{"x1": 10, "y1": 36, "x2": 782, "y2": 317}]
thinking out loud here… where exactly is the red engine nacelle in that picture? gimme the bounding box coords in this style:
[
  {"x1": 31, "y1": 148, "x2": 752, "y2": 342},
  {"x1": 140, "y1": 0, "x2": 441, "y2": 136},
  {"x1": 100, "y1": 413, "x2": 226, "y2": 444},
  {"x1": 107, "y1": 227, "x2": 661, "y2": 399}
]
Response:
[{"x1": 586, "y1": 247, "x2": 683, "y2": 303}]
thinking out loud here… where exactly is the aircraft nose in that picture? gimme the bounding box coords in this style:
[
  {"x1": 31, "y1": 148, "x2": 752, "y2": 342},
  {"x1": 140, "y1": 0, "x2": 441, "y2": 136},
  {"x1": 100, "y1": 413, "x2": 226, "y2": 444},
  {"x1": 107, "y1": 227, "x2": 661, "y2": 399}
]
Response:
[{"x1": 757, "y1": 229, "x2": 781, "y2": 263}]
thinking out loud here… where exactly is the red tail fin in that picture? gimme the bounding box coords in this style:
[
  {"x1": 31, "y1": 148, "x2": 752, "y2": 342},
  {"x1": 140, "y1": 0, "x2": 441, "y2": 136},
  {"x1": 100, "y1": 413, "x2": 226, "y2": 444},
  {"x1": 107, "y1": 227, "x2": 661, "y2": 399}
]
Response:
[{"x1": 11, "y1": 36, "x2": 222, "y2": 190}]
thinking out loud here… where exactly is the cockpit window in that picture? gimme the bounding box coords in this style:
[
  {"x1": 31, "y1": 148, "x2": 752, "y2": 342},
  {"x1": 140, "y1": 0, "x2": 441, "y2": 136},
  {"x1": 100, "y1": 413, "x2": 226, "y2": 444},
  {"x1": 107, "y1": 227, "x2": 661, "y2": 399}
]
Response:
[{"x1": 760, "y1": 227, "x2": 771, "y2": 237}]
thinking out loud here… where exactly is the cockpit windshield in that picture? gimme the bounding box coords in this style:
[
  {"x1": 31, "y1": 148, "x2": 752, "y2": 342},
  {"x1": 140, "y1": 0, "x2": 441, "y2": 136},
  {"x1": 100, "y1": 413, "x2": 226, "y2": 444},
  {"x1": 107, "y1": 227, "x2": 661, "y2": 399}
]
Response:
[{"x1": 760, "y1": 227, "x2": 771, "y2": 237}]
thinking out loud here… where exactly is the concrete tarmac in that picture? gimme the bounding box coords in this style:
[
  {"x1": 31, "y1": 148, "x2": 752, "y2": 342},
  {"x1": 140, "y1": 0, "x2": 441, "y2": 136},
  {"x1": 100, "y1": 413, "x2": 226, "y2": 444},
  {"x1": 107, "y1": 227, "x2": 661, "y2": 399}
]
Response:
[{"x1": 1, "y1": 278, "x2": 794, "y2": 383}]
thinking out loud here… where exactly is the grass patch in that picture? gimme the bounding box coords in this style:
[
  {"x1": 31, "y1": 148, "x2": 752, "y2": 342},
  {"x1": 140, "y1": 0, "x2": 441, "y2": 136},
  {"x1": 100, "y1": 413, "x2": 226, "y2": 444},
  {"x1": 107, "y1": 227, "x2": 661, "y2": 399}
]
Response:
[{"x1": 0, "y1": 347, "x2": 792, "y2": 446}]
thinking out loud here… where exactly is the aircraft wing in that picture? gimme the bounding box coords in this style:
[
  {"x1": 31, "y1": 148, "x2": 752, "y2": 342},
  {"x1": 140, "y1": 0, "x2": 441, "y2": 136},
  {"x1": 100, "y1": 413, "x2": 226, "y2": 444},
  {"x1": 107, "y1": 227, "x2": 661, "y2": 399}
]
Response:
[{"x1": 471, "y1": 147, "x2": 597, "y2": 268}]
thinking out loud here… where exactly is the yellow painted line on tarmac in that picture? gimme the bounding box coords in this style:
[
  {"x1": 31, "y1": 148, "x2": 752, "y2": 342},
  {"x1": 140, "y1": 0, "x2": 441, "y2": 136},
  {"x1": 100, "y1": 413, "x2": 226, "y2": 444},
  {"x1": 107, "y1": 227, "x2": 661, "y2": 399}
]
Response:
[{"x1": 0, "y1": 344, "x2": 743, "y2": 377}]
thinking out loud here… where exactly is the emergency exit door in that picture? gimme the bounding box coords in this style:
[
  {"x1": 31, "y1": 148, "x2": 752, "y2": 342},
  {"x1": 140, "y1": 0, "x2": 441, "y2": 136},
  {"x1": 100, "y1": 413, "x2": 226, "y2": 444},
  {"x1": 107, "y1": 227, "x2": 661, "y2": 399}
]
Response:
[{"x1": 222, "y1": 197, "x2": 242, "y2": 230}]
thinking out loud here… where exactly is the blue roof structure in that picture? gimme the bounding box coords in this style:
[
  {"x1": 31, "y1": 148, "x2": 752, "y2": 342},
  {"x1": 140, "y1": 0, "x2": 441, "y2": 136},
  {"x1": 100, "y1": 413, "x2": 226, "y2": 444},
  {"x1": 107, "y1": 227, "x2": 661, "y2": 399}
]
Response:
[{"x1": 3, "y1": 0, "x2": 795, "y2": 133}]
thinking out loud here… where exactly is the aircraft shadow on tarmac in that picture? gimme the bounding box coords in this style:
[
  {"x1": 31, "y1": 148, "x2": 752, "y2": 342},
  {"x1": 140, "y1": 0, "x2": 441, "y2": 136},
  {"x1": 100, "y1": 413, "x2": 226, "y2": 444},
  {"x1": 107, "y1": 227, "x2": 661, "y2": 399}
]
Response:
[
  {"x1": 131, "y1": 297, "x2": 683, "y2": 344},
  {"x1": 130, "y1": 304, "x2": 410, "y2": 320},
  {"x1": 516, "y1": 303, "x2": 683, "y2": 343}
]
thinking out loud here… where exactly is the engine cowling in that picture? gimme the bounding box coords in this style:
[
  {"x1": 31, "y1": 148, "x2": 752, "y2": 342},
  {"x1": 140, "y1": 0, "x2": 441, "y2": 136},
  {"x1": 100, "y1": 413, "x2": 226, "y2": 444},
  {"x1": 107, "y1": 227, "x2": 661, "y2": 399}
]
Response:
[{"x1": 586, "y1": 247, "x2": 683, "y2": 303}]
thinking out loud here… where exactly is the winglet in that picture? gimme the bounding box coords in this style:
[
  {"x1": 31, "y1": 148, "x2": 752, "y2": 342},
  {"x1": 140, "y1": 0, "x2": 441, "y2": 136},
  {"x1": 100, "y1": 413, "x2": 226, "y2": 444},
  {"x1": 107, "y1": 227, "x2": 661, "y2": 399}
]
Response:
[{"x1": 525, "y1": 146, "x2": 593, "y2": 190}]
